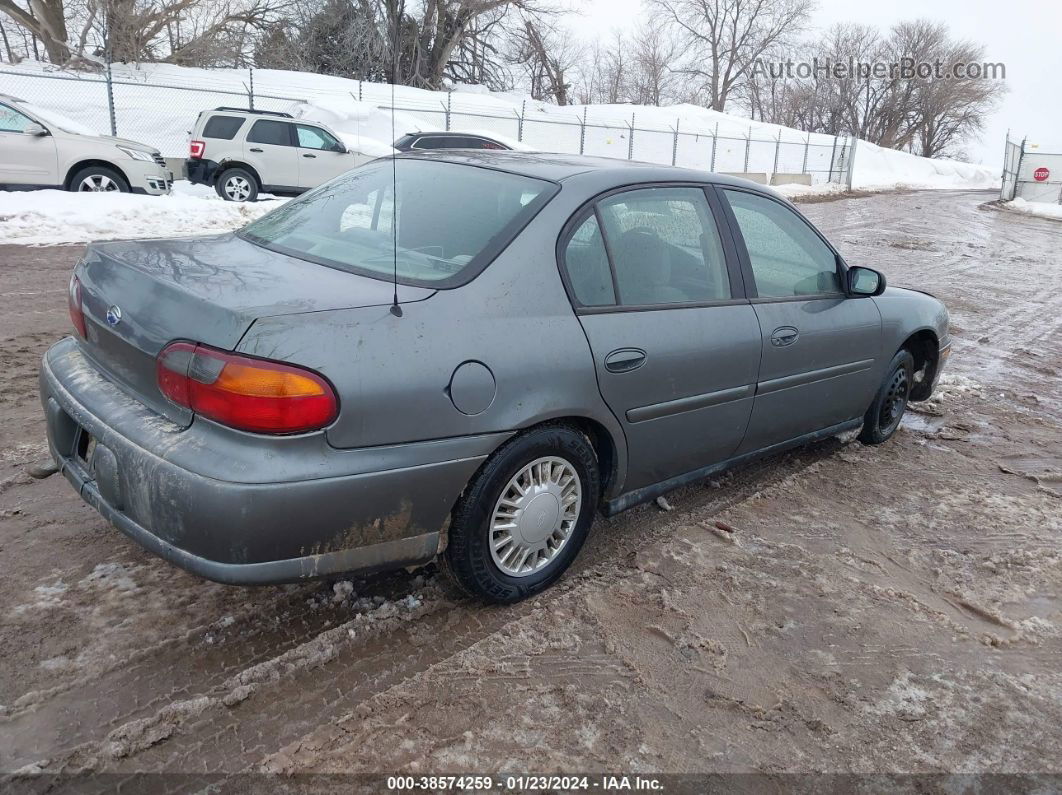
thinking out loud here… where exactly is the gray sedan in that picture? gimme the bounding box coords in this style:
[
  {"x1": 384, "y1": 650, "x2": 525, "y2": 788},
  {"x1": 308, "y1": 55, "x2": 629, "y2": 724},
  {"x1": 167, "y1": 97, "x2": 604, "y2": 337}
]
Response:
[{"x1": 39, "y1": 152, "x2": 951, "y2": 603}]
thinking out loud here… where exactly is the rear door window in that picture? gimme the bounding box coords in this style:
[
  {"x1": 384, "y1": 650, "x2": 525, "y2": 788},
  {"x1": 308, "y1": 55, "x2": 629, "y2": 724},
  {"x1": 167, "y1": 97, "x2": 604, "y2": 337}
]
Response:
[
  {"x1": 595, "y1": 187, "x2": 731, "y2": 306},
  {"x1": 202, "y1": 115, "x2": 245, "y2": 140},
  {"x1": 247, "y1": 120, "x2": 293, "y2": 147}
]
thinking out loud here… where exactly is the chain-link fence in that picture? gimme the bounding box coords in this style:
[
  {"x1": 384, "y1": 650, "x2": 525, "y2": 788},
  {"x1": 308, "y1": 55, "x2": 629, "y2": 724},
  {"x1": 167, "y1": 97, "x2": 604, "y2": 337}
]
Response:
[
  {"x1": 1000, "y1": 134, "x2": 1062, "y2": 204},
  {"x1": 1, "y1": 64, "x2": 855, "y2": 185}
]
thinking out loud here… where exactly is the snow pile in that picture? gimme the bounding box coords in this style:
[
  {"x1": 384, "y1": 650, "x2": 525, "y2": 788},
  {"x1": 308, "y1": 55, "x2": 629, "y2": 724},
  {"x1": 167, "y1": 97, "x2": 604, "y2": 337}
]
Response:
[
  {"x1": 0, "y1": 60, "x2": 997, "y2": 191},
  {"x1": 0, "y1": 186, "x2": 284, "y2": 245},
  {"x1": 1000, "y1": 197, "x2": 1062, "y2": 221},
  {"x1": 852, "y1": 139, "x2": 999, "y2": 190}
]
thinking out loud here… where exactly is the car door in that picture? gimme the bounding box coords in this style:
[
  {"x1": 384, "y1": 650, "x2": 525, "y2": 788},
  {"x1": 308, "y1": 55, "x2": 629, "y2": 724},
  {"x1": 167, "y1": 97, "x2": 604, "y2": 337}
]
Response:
[
  {"x1": 716, "y1": 187, "x2": 882, "y2": 454},
  {"x1": 294, "y1": 124, "x2": 355, "y2": 188},
  {"x1": 0, "y1": 102, "x2": 58, "y2": 187},
  {"x1": 243, "y1": 119, "x2": 299, "y2": 190},
  {"x1": 561, "y1": 185, "x2": 761, "y2": 492}
]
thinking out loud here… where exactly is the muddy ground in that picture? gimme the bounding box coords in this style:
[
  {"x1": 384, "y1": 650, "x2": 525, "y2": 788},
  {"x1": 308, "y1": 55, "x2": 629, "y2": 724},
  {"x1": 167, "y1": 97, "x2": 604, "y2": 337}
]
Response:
[{"x1": 0, "y1": 189, "x2": 1060, "y2": 789}]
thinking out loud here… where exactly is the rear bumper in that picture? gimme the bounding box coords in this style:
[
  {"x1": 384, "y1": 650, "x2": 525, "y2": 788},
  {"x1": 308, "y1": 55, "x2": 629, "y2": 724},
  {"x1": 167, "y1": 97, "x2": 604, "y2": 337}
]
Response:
[
  {"x1": 184, "y1": 158, "x2": 220, "y2": 186},
  {"x1": 40, "y1": 338, "x2": 505, "y2": 584}
]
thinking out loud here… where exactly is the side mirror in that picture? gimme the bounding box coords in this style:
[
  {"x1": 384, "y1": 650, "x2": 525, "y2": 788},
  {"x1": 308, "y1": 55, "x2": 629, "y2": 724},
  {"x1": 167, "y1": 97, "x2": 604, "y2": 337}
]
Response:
[
  {"x1": 332, "y1": 142, "x2": 348, "y2": 154},
  {"x1": 25, "y1": 122, "x2": 48, "y2": 136},
  {"x1": 847, "y1": 266, "x2": 886, "y2": 297}
]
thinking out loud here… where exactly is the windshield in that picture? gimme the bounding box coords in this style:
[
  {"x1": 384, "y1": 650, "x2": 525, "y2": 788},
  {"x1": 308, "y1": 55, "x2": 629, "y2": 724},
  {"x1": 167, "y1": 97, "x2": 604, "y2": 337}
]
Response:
[
  {"x1": 17, "y1": 101, "x2": 98, "y2": 136},
  {"x1": 240, "y1": 159, "x2": 557, "y2": 287}
]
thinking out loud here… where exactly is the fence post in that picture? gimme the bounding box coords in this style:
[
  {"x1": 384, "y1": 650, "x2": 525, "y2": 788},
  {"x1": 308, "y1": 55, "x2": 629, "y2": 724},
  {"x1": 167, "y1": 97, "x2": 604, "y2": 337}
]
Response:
[
  {"x1": 579, "y1": 107, "x2": 587, "y2": 155},
  {"x1": 1013, "y1": 137, "x2": 1026, "y2": 202},
  {"x1": 628, "y1": 113, "x2": 635, "y2": 160},
  {"x1": 103, "y1": 11, "x2": 117, "y2": 137},
  {"x1": 445, "y1": 90, "x2": 452, "y2": 131},
  {"x1": 710, "y1": 122, "x2": 718, "y2": 171},
  {"x1": 359, "y1": 80, "x2": 363, "y2": 102},
  {"x1": 671, "y1": 119, "x2": 679, "y2": 166},
  {"x1": 846, "y1": 136, "x2": 858, "y2": 190},
  {"x1": 743, "y1": 125, "x2": 751, "y2": 172},
  {"x1": 828, "y1": 135, "x2": 839, "y2": 182},
  {"x1": 248, "y1": 67, "x2": 255, "y2": 110},
  {"x1": 772, "y1": 130, "x2": 781, "y2": 179},
  {"x1": 802, "y1": 133, "x2": 810, "y2": 174},
  {"x1": 518, "y1": 100, "x2": 526, "y2": 142}
]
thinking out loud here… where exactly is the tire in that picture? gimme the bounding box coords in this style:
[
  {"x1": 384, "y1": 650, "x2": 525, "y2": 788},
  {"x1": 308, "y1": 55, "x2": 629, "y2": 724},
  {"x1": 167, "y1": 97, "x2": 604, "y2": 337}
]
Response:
[
  {"x1": 859, "y1": 349, "x2": 915, "y2": 445},
  {"x1": 70, "y1": 165, "x2": 129, "y2": 193},
  {"x1": 215, "y1": 167, "x2": 259, "y2": 202},
  {"x1": 441, "y1": 425, "x2": 600, "y2": 604}
]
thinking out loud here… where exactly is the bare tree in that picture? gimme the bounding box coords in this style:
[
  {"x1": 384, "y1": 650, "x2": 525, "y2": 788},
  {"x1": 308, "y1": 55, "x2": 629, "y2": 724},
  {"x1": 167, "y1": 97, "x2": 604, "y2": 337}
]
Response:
[
  {"x1": 0, "y1": 0, "x2": 71, "y2": 62},
  {"x1": 628, "y1": 21, "x2": 679, "y2": 105},
  {"x1": 650, "y1": 0, "x2": 813, "y2": 111},
  {"x1": 511, "y1": 17, "x2": 581, "y2": 104}
]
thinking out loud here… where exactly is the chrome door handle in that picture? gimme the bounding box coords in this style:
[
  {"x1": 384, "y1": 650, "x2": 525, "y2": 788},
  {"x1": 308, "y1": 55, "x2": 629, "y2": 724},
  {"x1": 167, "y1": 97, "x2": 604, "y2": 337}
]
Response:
[
  {"x1": 604, "y1": 348, "x2": 647, "y2": 373},
  {"x1": 302, "y1": 153, "x2": 317, "y2": 158},
  {"x1": 770, "y1": 326, "x2": 799, "y2": 347},
  {"x1": 249, "y1": 147, "x2": 263, "y2": 152}
]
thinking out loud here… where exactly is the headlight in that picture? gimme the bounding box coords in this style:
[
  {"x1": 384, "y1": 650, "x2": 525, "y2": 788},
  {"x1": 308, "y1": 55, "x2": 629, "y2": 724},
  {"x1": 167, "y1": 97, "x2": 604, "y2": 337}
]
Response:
[{"x1": 116, "y1": 146, "x2": 155, "y2": 162}]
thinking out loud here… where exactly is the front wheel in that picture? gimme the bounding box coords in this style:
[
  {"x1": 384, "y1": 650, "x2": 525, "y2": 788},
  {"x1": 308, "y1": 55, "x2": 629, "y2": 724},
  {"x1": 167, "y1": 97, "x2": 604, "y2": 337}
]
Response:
[
  {"x1": 215, "y1": 167, "x2": 259, "y2": 202},
  {"x1": 859, "y1": 349, "x2": 914, "y2": 445},
  {"x1": 70, "y1": 165, "x2": 129, "y2": 193},
  {"x1": 440, "y1": 425, "x2": 600, "y2": 603}
]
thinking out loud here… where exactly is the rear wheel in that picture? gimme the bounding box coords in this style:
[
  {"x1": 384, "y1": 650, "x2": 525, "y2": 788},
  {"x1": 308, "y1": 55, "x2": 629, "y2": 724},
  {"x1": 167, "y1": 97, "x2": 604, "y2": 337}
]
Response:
[
  {"x1": 215, "y1": 167, "x2": 259, "y2": 202},
  {"x1": 441, "y1": 425, "x2": 599, "y2": 603},
  {"x1": 70, "y1": 165, "x2": 129, "y2": 193},
  {"x1": 859, "y1": 349, "x2": 914, "y2": 445}
]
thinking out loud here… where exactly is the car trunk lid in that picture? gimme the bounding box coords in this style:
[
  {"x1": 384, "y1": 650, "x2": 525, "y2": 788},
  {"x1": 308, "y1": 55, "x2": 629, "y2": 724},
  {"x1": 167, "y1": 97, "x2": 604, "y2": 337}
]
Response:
[{"x1": 75, "y1": 232, "x2": 433, "y2": 427}]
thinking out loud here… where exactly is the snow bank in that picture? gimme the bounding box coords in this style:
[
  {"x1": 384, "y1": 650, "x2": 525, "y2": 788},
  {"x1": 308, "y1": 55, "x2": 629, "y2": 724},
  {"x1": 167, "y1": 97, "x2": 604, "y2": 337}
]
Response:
[
  {"x1": 851, "y1": 139, "x2": 998, "y2": 190},
  {"x1": 1000, "y1": 197, "x2": 1062, "y2": 221},
  {"x1": 0, "y1": 187, "x2": 283, "y2": 246}
]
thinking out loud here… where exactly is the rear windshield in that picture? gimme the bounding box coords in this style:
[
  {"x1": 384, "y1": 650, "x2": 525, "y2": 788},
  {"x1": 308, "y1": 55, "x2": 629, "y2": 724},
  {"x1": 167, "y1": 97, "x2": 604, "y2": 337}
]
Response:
[{"x1": 240, "y1": 159, "x2": 557, "y2": 287}]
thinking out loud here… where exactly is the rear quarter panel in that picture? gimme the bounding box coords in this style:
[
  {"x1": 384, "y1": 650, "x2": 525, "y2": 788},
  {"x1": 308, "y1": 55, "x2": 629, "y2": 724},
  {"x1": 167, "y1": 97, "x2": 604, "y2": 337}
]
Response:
[{"x1": 237, "y1": 183, "x2": 630, "y2": 496}]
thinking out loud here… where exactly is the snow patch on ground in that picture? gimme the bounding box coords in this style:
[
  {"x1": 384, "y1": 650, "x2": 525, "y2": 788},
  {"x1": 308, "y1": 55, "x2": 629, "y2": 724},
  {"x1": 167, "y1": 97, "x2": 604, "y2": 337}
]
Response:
[
  {"x1": 1001, "y1": 198, "x2": 1062, "y2": 221},
  {"x1": 0, "y1": 186, "x2": 283, "y2": 245}
]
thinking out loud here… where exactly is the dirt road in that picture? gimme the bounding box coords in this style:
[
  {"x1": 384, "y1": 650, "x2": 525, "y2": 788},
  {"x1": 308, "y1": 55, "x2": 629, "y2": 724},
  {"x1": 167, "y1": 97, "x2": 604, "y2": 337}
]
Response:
[{"x1": 1, "y1": 190, "x2": 1059, "y2": 788}]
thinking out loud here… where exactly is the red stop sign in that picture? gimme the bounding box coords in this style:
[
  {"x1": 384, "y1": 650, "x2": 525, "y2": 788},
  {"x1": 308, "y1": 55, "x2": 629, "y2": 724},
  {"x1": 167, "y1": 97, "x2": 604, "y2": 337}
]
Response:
[{"x1": 1034, "y1": 166, "x2": 1050, "y2": 182}]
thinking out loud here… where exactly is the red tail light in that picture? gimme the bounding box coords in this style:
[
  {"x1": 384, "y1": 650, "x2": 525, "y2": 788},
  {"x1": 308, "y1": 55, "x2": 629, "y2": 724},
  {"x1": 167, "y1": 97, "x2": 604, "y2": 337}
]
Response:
[
  {"x1": 157, "y1": 342, "x2": 338, "y2": 434},
  {"x1": 189, "y1": 140, "x2": 205, "y2": 159},
  {"x1": 69, "y1": 274, "x2": 87, "y2": 338}
]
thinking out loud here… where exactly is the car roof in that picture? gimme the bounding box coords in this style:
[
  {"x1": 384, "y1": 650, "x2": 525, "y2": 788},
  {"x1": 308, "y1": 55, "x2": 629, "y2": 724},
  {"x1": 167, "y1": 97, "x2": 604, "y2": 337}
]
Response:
[{"x1": 392, "y1": 149, "x2": 780, "y2": 194}]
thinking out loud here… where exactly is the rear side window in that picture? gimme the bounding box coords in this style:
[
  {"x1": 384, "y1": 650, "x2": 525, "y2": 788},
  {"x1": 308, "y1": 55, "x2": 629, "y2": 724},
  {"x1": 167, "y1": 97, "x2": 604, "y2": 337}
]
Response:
[
  {"x1": 202, "y1": 115, "x2": 244, "y2": 140},
  {"x1": 563, "y1": 214, "x2": 616, "y2": 307},
  {"x1": 723, "y1": 189, "x2": 840, "y2": 298},
  {"x1": 246, "y1": 120, "x2": 292, "y2": 146},
  {"x1": 595, "y1": 187, "x2": 730, "y2": 306}
]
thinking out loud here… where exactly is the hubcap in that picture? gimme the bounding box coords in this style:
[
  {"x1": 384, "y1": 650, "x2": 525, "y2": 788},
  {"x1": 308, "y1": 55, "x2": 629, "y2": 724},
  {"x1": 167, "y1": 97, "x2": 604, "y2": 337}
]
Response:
[
  {"x1": 79, "y1": 174, "x2": 118, "y2": 192},
  {"x1": 490, "y1": 457, "x2": 581, "y2": 578},
  {"x1": 879, "y1": 367, "x2": 910, "y2": 431},
  {"x1": 224, "y1": 176, "x2": 251, "y2": 201}
]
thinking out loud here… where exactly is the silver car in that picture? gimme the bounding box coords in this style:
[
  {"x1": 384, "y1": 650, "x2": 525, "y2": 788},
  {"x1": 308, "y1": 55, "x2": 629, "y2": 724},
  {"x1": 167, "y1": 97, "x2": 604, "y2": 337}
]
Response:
[
  {"x1": 39, "y1": 152, "x2": 950, "y2": 603},
  {"x1": 0, "y1": 94, "x2": 171, "y2": 194}
]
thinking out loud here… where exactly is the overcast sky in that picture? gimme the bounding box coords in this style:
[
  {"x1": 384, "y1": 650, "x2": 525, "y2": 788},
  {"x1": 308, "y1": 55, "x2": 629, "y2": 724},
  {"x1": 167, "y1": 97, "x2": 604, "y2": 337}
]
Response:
[{"x1": 565, "y1": 0, "x2": 1061, "y2": 167}]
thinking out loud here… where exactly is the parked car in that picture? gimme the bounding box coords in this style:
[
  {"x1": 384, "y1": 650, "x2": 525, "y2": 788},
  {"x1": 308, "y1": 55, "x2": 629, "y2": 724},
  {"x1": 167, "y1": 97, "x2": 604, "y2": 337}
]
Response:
[
  {"x1": 185, "y1": 107, "x2": 374, "y2": 201},
  {"x1": 0, "y1": 93, "x2": 171, "y2": 194},
  {"x1": 393, "y1": 130, "x2": 512, "y2": 151},
  {"x1": 40, "y1": 152, "x2": 950, "y2": 603}
]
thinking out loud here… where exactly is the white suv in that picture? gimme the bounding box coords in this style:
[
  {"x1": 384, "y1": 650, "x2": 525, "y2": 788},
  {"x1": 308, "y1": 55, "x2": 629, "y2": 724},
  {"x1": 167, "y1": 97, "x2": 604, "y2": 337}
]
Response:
[
  {"x1": 0, "y1": 94, "x2": 171, "y2": 194},
  {"x1": 186, "y1": 107, "x2": 373, "y2": 201}
]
